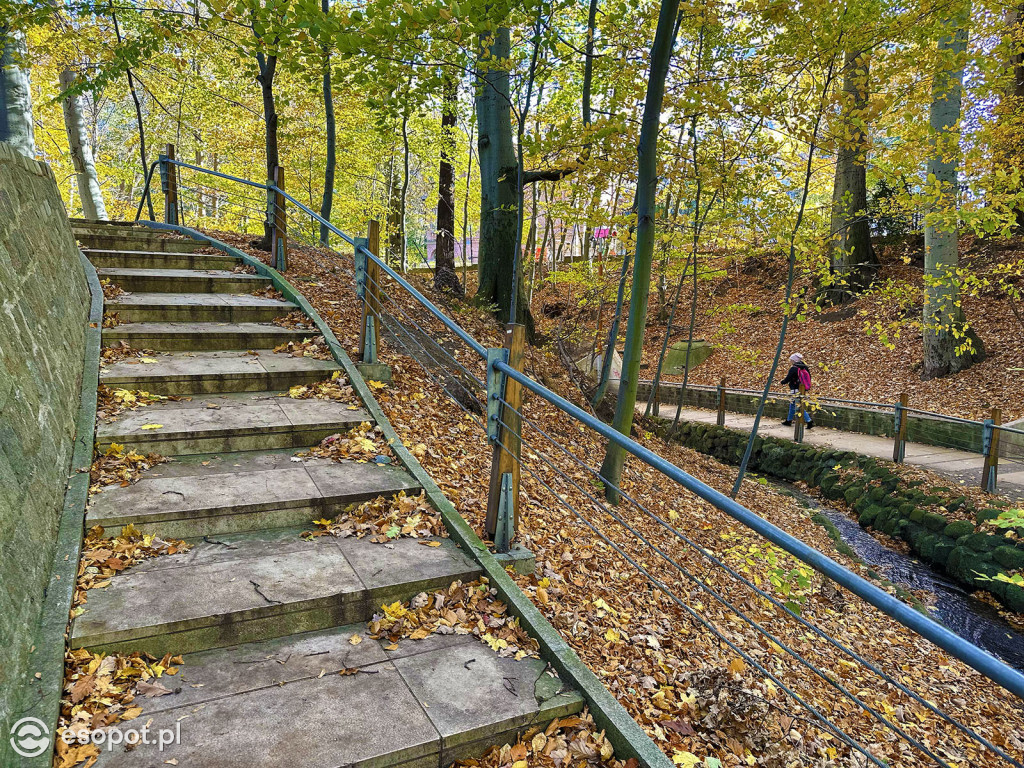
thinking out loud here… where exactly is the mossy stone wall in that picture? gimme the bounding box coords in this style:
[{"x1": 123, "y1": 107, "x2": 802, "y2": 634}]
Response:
[{"x1": 0, "y1": 143, "x2": 88, "y2": 737}]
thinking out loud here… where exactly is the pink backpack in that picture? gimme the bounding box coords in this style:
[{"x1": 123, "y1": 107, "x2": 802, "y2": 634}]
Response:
[{"x1": 797, "y1": 367, "x2": 812, "y2": 392}]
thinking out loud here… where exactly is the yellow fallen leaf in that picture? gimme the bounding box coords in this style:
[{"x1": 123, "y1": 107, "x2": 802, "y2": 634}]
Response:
[
  {"x1": 349, "y1": 634, "x2": 362, "y2": 645},
  {"x1": 140, "y1": 424, "x2": 164, "y2": 430},
  {"x1": 728, "y1": 658, "x2": 747, "y2": 675},
  {"x1": 419, "y1": 540, "x2": 442, "y2": 547},
  {"x1": 139, "y1": 357, "x2": 159, "y2": 364},
  {"x1": 673, "y1": 752, "x2": 700, "y2": 768}
]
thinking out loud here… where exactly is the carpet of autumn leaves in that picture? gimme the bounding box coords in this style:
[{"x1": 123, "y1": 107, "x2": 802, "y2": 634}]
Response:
[
  {"x1": 209, "y1": 233, "x2": 1024, "y2": 767},
  {"x1": 531, "y1": 237, "x2": 1024, "y2": 422}
]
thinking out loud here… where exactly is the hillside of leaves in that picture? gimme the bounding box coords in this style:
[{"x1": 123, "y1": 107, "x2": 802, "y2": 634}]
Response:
[
  {"x1": 532, "y1": 234, "x2": 1024, "y2": 422},
  {"x1": 215, "y1": 232, "x2": 1023, "y2": 768}
]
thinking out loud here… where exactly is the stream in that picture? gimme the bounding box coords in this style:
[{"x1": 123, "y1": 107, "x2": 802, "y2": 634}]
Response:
[{"x1": 788, "y1": 488, "x2": 1024, "y2": 671}]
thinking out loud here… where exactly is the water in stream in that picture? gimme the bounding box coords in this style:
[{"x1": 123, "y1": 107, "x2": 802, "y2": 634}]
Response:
[{"x1": 793, "y1": 490, "x2": 1024, "y2": 671}]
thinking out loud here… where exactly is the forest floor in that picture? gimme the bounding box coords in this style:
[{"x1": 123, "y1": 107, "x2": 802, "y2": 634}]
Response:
[
  {"x1": 530, "y1": 234, "x2": 1024, "y2": 422},
  {"x1": 208, "y1": 231, "x2": 1024, "y2": 768}
]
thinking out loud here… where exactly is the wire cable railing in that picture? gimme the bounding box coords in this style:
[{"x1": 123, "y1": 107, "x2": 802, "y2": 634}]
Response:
[{"x1": 134, "y1": 157, "x2": 1024, "y2": 768}]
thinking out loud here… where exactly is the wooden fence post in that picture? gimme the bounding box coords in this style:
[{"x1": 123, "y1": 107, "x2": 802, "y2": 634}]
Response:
[
  {"x1": 486, "y1": 323, "x2": 526, "y2": 551},
  {"x1": 716, "y1": 377, "x2": 726, "y2": 427},
  {"x1": 359, "y1": 220, "x2": 381, "y2": 364},
  {"x1": 982, "y1": 407, "x2": 1001, "y2": 493},
  {"x1": 162, "y1": 143, "x2": 178, "y2": 225},
  {"x1": 893, "y1": 392, "x2": 909, "y2": 463},
  {"x1": 270, "y1": 165, "x2": 287, "y2": 271}
]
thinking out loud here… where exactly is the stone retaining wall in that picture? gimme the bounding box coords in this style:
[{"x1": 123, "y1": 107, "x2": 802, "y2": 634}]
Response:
[
  {"x1": 638, "y1": 381, "x2": 984, "y2": 453},
  {"x1": 650, "y1": 418, "x2": 1024, "y2": 613},
  {"x1": 0, "y1": 143, "x2": 89, "y2": 737}
]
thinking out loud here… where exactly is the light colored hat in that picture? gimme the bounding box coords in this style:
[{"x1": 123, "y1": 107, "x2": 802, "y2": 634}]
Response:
[{"x1": 789, "y1": 353, "x2": 803, "y2": 363}]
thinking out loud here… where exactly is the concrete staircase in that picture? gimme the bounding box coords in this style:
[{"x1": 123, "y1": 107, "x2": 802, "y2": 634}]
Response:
[{"x1": 74, "y1": 222, "x2": 582, "y2": 767}]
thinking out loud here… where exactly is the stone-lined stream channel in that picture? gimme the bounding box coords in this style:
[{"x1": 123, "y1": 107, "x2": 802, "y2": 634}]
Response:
[{"x1": 790, "y1": 488, "x2": 1024, "y2": 671}]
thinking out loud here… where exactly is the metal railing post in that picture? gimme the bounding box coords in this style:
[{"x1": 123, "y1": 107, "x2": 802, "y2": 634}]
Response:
[
  {"x1": 161, "y1": 144, "x2": 178, "y2": 225},
  {"x1": 981, "y1": 407, "x2": 1001, "y2": 493},
  {"x1": 358, "y1": 220, "x2": 380, "y2": 364},
  {"x1": 893, "y1": 392, "x2": 908, "y2": 463},
  {"x1": 486, "y1": 323, "x2": 525, "y2": 551},
  {"x1": 716, "y1": 376, "x2": 726, "y2": 427},
  {"x1": 270, "y1": 165, "x2": 287, "y2": 271}
]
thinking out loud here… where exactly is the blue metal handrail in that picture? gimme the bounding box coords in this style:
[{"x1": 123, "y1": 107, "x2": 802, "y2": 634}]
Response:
[{"x1": 496, "y1": 358, "x2": 1024, "y2": 700}]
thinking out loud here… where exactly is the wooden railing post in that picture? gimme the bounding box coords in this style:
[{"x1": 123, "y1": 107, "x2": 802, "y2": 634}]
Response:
[
  {"x1": 486, "y1": 323, "x2": 526, "y2": 552},
  {"x1": 982, "y1": 407, "x2": 1001, "y2": 493},
  {"x1": 270, "y1": 165, "x2": 287, "y2": 271},
  {"x1": 893, "y1": 392, "x2": 909, "y2": 463},
  {"x1": 161, "y1": 143, "x2": 178, "y2": 225},
  {"x1": 358, "y1": 220, "x2": 381, "y2": 364},
  {"x1": 716, "y1": 376, "x2": 726, "y2": 427}
]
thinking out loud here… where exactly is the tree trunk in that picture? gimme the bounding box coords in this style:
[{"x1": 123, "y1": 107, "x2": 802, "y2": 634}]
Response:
[
  {"x1": 825, "y1": 50, "x2": 878, "y2": 301},
  {"x1": 399, "y1": 112, "x2": 409, "y2": 271},
  {"x1": 599, "y1": 0, "x2": 682, "y2": 501},
  {"x1": 60, "y1": 70, "x2": 107, "y2": 220},
  {"x1": 255, "y1": 52, "x2": 279, "y2": 251},
  {"x1": 320, "y1": 0, "x2": 336, "y2": 245},
  {"x1": 462, "y1": 119, "x2": 474, "y2": 284},
  {"x1": 922, "y1": 4, "x2": 984, "y2": 379},
  {"x1": 998, "y1": 4, "x2": 1024, "y2": 228},
  {"x1": 475, "y1": 25, "x2": 533, "y2": 333},
  {"x1": 0, "y1": 28, "x2": 35, "y2": 158},
  {"x1": 108, "y1": 3, "x2": 152, "y2": 219},
  {"x1": 434, "y1": 78, "x2": 463, "y2": 296},
  {"x1": 386, "y1": 152, "x2": 403, "y2": 265}
]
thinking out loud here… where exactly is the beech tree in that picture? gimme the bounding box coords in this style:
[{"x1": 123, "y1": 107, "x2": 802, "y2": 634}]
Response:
[
  {"x1": 59, "y1": 69, "x2": 107, "y2": 221},
  {"x1": 922, "y1": 1, "x2": 984, "y2": 378},
  {"x1": 0, "y1": 26, "x2": 35, "y2": 157}
]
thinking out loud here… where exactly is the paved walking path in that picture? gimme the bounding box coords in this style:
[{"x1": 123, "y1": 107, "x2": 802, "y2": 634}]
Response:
[
  {"x1": 648, "y1": 404, "x2": 1024, "y2": 500},
  {"x1": 75, "y1": 222, "x2": 581, "y2": 767}
]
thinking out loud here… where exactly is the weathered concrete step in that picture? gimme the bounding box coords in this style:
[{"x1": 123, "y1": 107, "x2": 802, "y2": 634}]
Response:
[
  {"x1": 105, "y1": 292, "x2": 297, "y2": 323},
  {"x1": 90, "y1": 627, "x2": 582, "y2": 768},
  {"x1": 71, "y1": 220, "x2": 168, "y2": 239},
  {"x1": 100, "y1": 350, "x2": 339, "y2": 395},
  {"x1": 85, "y1": 247, "x2": 239, "y2": 270},
  {"x1": 77, "y1": 232, "x2": 209, "y2": 253},
  {"x1": 102, "y1": 321, "x2": 313, "y2": 351},
  {"x1": 87, "y1": 450, "x2": 420, "y2": 538},
  {"x1": 98, "y1": 267, "x2": 270, "y2": 294},
  {"x1": 71, "y1": 528, "x2": 482, "y2": 656},
  {"x1": 95, "y1": 391, "x2": 372, "y2": 455}
]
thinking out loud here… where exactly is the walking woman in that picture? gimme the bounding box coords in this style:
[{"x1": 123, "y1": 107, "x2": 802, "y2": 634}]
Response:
[{"x1": 780, "y1": 353, "x2": 814, "y2": 428}]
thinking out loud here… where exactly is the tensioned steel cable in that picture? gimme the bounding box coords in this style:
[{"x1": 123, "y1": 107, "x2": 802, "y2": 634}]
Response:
[
  {"x1": 494, "y1": 399, "x2": 1021, "y2": 766},
  {"x1": 489, "y1": 434, "x2": 889, "y2": 768}
]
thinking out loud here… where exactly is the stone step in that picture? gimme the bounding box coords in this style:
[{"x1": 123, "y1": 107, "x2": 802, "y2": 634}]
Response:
[
  {"x1": 105, "y1": 292, "x2": 298, "y2": 323},
  {"x1": 100, "y1": 350, "x2": 339, "y2": 395},
  {"x1": 95, "y1": 391, "x2": 373, "y2": 456},
  {"x1": 89, "y1": 626, "x2": 582, "y2": 768},
  {"x1": 71, "y1": 528, "x2": 482, "y2": 656},
  {"x1": 85, "y1": 247, "x2": 239, "y2": 270},
  {"x1": 78, "y1": 232, "x2": 210, "y2": 252},
  {"x1": 87, "y1": 450, "x2": 420, "y2": 538},
  {"x1": 71, "y1": 220, "x2": 167, "y2": 239},
  {"x1": 102, "y1": 321, "x2": 314, "y2": 351},
  {"x1": 98, "y1": 267, "x2": 270, "y2": 294}
]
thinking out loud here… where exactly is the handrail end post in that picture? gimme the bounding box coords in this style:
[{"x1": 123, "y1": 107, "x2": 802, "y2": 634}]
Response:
[{"x1": 486, "y1": 324, "x2": 526, "y2": 543}]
